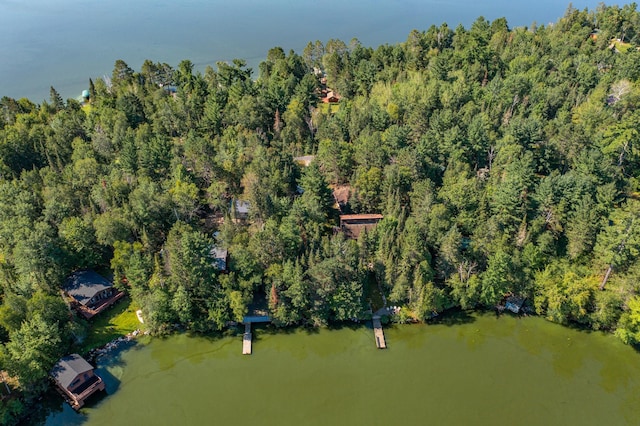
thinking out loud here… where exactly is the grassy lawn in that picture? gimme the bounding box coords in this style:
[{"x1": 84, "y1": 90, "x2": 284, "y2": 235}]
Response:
[
  {"x1": 78, "y1": 297, "x2": 144, "y2": 354},
  {"x1": 611, "y1": 39, "x2": 632, "y2": 52},
  {"x1": 318, "y1": 103, "x2": 340, "y2": 114}
]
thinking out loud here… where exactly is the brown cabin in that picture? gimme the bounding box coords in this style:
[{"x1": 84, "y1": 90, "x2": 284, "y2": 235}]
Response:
[
  {"x1": 339, "y1": 214, "x2": 383, "y2": 239},
  {"x1": 63, "y1": 270, "x2": 124, "y2": 319},
  {"x1": 50, "y1": 354, "x2": 105, "y2": 410},
  {"x1": 322, "y1": 90, "x2": 341, "y2": 104}
]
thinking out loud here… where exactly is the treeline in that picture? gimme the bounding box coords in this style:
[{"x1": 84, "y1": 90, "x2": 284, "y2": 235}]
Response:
[{"x1": 2, "y1": 2, "x2": 640, "y2": 421}]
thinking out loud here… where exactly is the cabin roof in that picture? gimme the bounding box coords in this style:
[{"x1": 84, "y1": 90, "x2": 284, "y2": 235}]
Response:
[
  {"x1": 339, "y1": 214, "x2": 383, "y2": 239},
  {"x1": 234, "y1": 200, "x2": 250, "y2": 214},
  {"x1": 63, "y1": 270, "x2": 113, "y2": 306},
  {"x1": 50, "y1": 354, "x2": 93, "y2": 389}
]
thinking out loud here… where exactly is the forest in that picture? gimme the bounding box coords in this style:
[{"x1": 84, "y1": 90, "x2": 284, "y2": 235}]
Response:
[{"x1": 2, "y1": 3, "x2": 640, "y2": 421}]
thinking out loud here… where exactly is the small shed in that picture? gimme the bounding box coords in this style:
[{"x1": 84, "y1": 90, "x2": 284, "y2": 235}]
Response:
[
  {"x1": 50, "y1": 354, "x2": 105, "y2": 409},
  {"x1": 210, "y1": 247, "x2": 228, "y2": 271},
  {"x1": 505, "y1": 295, "x2": 526, "y2": 314}
]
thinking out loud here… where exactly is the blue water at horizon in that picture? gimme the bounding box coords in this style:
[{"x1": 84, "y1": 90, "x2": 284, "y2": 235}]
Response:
[{"x1": 1, "y1": 0, "x2": 602, "y2": 102}]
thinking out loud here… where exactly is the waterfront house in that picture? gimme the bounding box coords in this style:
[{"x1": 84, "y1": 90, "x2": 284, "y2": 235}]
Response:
[
  {"x1": 339, "y1": 214, "x2": 383, "y2": 239},
  {"x1": 63, "y1": 270, "x2": 124, "y2": 319},
  {"x1": 50, "y1": 354, "x2": 105, "y2": 410}
]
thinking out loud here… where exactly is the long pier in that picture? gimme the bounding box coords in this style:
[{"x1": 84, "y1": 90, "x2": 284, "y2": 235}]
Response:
[{"x1": 372, "y1": 316, "x2": 387, "y2": 349}]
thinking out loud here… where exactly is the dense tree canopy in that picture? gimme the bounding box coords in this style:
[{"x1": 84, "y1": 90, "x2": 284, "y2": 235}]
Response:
[{"x1": 3, "y1": 4, "x2": 640, "y2": 421}]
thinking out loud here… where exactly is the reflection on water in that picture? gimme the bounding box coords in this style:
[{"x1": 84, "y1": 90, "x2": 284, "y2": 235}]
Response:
[{"x1": 43, "y1": 313, "x2": 640, "y2": 426}]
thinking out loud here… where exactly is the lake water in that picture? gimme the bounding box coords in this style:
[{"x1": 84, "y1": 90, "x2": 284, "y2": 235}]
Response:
[
  {"x1": 1, "y1": 0, "x2": 601, "y2": 102},
  {"x1": 43, "y1": 313, "x2": 640, "y2": 425}
]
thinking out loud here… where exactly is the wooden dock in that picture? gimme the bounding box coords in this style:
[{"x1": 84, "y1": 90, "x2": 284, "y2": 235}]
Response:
[
  {"x1": 242, "y1": 323, "x2": 252, "y2": 355},
  {"x1": 372, "y1": 316, "x2": 387, "y2": 349}
]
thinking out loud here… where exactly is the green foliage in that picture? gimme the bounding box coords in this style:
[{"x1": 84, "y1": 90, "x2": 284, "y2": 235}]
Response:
[
  {"x1": 2, "y1": 310, "x2": 66, "y2": 392},
  {"x1": 615, "y1": 296, "x2": 640, "y2": 345},
  {"x1": 4, "y1": 5, "x2": 640, "y2": 404}
]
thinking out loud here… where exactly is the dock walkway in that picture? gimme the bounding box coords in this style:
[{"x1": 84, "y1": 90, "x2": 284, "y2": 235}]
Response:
[
  {"x1": 372, "y1": 316, "x2": 387, "y2": 349},
  {"x1": 242, "y1": 323, "x2": 252, "y2": 355},
  {"x1": 241, "y1": 316, "x2": 270, "y2": 355}
]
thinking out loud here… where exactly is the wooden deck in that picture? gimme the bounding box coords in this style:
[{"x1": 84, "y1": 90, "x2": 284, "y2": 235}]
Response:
[
  {"x1": 75, "y1": 291, "x2": 125, "y2": 319},
  {"x1": 242, "y1": 323, "x2": 252, "y2": 355},
  {"x1": 372, "y1": 316, "x2": 387, "y2": 349}
]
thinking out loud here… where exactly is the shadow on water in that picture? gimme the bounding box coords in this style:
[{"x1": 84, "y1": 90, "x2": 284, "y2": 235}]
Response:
[
  {"x1": 428, "y1": 308, "x2": 477, "y2": 326},
  {"x1": 21, "y1": 388, "x2": 86, "y2": 426},
  {"x1": 326, "y1": 320, "x2": 366, "y2": 332},
  {"x1": 251, "y1": 323, "x2": 317, "y2": 345},
  {"x1": 254, "y1": 322, "x2": 300, "y2": 336}
]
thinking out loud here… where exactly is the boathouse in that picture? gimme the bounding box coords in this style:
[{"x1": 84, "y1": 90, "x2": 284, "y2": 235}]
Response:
[
  {"x1": 63, "y1": 270, "x2": 124, "y2": 319},
  {"x1": 50, "y1": 354, "x2": 105, "y2": 410}
]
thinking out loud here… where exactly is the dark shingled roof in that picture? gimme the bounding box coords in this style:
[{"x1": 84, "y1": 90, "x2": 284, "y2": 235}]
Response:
[
  {"x1": 50, "y1": 354, "x2": 93, "y2": 389},
  {"x1": 64, "y1": 270, "x2": 113, "y2": 306}
]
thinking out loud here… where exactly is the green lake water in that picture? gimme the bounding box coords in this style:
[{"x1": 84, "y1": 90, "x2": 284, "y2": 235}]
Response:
[{"x1": 44, "y1": 313, "x2": 640, "y2": 425}]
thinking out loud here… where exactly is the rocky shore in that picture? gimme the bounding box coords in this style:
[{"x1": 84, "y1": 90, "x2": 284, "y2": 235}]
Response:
[{"x1": 86, "y1": 329, "x2": 149, "y2": 363}]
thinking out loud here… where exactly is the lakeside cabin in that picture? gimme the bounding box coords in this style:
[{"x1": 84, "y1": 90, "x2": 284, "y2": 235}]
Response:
[
  {"x1": 339, "y1": 214, "x2": 383, "y2": 239},
  {"x1": 63, "y1": 270, "x2": 124, "y2": 319},
  {"x1": 50, "y1": 354, "x2": 105, "y2": 410}
]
